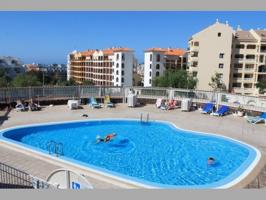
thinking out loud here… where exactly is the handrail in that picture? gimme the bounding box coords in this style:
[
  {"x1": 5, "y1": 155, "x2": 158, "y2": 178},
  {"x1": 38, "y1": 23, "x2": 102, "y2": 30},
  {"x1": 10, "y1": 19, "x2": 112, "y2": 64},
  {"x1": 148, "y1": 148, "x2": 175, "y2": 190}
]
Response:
[{"x1": 46, "y1": 140, "x2": 64, "y2": 157}]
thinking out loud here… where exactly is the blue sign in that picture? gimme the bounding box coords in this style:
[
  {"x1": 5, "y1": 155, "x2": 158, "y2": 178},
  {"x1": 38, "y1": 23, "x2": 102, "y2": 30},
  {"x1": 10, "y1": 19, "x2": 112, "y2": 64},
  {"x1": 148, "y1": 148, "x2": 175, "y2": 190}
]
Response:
[{"x1": 71, "y1": 181, "x2": 81, "y2": 189}]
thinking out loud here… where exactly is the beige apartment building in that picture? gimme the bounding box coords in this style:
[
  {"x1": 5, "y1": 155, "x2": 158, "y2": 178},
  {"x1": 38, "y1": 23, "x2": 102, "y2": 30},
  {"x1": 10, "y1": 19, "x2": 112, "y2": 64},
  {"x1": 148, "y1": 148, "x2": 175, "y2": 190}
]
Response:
[
  {"x1": 188, "y1": 20, "x2": 266, "y2": 96},
  {"x1": 67, "y1": 47, "x2": 135, "y2": 87}
]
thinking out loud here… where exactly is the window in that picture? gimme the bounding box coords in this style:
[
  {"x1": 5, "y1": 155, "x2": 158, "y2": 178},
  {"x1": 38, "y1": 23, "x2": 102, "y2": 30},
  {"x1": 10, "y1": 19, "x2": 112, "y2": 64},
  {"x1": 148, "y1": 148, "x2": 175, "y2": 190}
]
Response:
[
  {"x1": 150, "y1": 54, "x2": 152, "y2": 61},
  {"x1": 122, "y1": 53, "x2": 125, "y2": 61},
  {"x1": 261, "y1": 45, "x2": 266, "y2": 52},
  {"x1": 246, "y1": 55, "x2": 255, "y2": 60},
  {"x1": 116, "y1": 54, "x2": 119, "y2": 60},
  {"x1": 149, "y1": 79, "x2": 151, "y2": 84},
  {"x1": 233, "y1": 73, "x2": 242, "y2": 78},
  {"x1": 194, "y1": 41, "x2": 199, "y2": 46},
  {"x1": 122, "y1": 70, "x2": 124, "y2": 76},
  {"x1": 218, "y1": 32, "x2": 222, "y2": 37},
  {"x1": 219, "y1": 53, "x2": 224, "y2": 58},
  {"x1": 234, "y1": 63, "x2": 243, "y2": 69},
  {"x1": 235, "y1": 44, "x2": 245, "y2": 49},
  {"x1": 122, "y1": 63, "x2": 125, "y2": 68},
  {"x1": 192, "y1": 71, "x2": 198, "y2": 77},
  {"x1": 192, "y1": 51, "x2": 198, "y2": 57},
  {"x1": 150, "y1": 64, "x2": 152, "y2": 69},
  {"x1": 156, "y1": 54, "x2": 160, "y2": 62},
  {"x1": 116, "y1": 77, "x2": 119, "y2": 82},
  {"x1": 116, "y1": 70, "x2": 119, "y2": 75},
  {"x1": 156, "y1": 72, "x2": 160, "y2": 77},
  {"x1": 156, "y1": 64, "x2": 160, "y2": 70},
  {"x1": 192, "y1": 61, "x2": 198, "y2": 67},
  {"x1": 121, "y1": 78, "x2": 124, "y2": 83},
  {"x1": 149, "y1": 71, "x2": 152, "y2": 77},
  {"x1": 244, "y1": 74, "x2": 253, "y2": 79},
  {"x1": 232, "y1": 83, "x2": 241, "y2": 88},
  {"x1": 219, "y1": 63, "x2": 224, "y2": 69},
  {"x1": 116, "y1": 63, "x2": 119, "y2": 68},
  {"x1": 244, "y1": 83, "x2": 252, "y2": 88},
  {"x1": 259, "y1": 55, "x2": 264, "y2": 63},
  {"x1": 245, "y1": 64, "x2": 254, "y2": 69},
  {"x1": 235, "y1": 54, "x2": 244, "y2": 59},
  {"x1": 247, "y1": 44, "x2": 256, "y2": 49}
]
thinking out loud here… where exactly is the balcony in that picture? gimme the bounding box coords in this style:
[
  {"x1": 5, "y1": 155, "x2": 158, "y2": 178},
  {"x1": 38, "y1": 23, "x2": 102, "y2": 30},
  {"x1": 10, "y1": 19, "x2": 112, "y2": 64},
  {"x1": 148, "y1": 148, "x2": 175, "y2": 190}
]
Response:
[
  {"x1": 244, "y1": 67, "x2": 255, "y2": 72},
  {"x1": 243, "y1": 78, "x2": 254, "y2": 82},
  {"x1": 233, "y1": 68, "x2": 243, "y2": 72},
  {"x1": 233, "y1": 77, "x2": 242, "y2": 81}
]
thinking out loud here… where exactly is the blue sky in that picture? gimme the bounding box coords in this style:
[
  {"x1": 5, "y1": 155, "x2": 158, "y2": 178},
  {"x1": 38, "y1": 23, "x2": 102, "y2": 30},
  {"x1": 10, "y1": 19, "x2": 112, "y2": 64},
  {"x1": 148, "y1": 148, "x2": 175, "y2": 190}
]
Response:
[{"x1": 0, "y1": 11, "x2": 266, "y2": 64}]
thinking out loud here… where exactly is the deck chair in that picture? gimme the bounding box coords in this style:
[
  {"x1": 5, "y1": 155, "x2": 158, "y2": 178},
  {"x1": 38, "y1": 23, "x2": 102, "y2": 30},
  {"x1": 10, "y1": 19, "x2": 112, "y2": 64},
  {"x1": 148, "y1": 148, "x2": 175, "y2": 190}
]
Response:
[
  {"x1": 200, "y1": 103, "x2": 214, "y2": 114},
  {"x1": 104, "y1": 95, "x2": 114, "y2": 108},
  {"x1": 88, "y1": 97, "x2": 101, "y2": 109},
  {"x1": 212, "y1": 105, "x2": 229, "y2": 116},
  {"x1": 156, "y1": 98, "x2": 163, "y2": 108},
  {"x1": 246, "y1": 112, "x2": 266, "y2": 124}
]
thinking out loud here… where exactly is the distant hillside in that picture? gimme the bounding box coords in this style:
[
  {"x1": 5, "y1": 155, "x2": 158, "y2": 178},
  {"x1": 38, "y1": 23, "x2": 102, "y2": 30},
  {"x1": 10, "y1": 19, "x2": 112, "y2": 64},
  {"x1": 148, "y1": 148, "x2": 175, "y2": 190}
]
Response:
[{"x1": 0, "y1": 56, "x2": 25, "y2": 78}]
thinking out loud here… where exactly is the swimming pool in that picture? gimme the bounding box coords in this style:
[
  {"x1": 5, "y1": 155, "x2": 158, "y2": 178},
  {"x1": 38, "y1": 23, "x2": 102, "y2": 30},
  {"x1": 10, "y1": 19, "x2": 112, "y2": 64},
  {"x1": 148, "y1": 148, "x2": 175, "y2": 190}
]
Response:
[{"x1": 0, "y1": 119, "x2": 261, "y2": 188}]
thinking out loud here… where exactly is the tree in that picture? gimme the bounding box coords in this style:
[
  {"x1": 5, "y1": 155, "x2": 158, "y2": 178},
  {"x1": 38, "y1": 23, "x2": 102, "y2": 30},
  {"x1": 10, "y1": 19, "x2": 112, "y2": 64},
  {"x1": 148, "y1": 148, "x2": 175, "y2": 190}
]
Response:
[
  {"x1": 12, "y1": 74, "x2": 42, "y2": 87},
  {"x1": 81, "y1": 80, "x2": 94, "y2": 86},
  {"x1": 256, "y1": 79, "x2": 266, "y2": 94},
  {"x1": 208, "y1": 72, "x2": 226, "y2": 91},
  {"x1": 153, "y1": 70, "x2": 197, "y2": 89},
  {"x1": 0, "y1": 68, "x2": 12, "y2": 87},
  {"x1": 0, "y1": 77, "x2": 9, "y2": 87}
]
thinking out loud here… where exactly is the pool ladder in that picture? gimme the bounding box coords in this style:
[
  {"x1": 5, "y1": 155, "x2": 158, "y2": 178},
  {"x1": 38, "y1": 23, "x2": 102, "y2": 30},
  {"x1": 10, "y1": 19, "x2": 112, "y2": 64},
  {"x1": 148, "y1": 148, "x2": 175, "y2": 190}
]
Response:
[
  {"x1": 140, "y1": 113, "x2": 149, "y2": 123},
  {"x1": 46, "y1": 140, "x2": 64, "y2": 157}
]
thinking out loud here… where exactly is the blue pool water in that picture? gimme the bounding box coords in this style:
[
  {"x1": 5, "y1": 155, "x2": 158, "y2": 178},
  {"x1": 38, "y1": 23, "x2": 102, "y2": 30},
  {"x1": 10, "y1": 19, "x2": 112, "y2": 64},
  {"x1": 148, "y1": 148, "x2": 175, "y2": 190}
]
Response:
[{"x1": 0, "y1": 120, "x2": 259, "y2": 188}]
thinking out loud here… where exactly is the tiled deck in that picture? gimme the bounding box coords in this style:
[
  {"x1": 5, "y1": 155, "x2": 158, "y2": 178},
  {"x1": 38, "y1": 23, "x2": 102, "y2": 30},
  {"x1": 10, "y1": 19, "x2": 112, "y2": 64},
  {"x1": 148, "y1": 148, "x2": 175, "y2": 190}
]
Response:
[{"x1": 0, "y1": 104, "x2": 266, "y2": 188}]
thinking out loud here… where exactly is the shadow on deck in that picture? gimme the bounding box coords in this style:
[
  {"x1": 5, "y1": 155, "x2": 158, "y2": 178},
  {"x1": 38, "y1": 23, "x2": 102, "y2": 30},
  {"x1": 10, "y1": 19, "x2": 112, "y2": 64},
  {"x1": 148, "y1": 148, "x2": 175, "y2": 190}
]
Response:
[{"x1": 0, "y1": 107, "x2": 11, "y2": 127}]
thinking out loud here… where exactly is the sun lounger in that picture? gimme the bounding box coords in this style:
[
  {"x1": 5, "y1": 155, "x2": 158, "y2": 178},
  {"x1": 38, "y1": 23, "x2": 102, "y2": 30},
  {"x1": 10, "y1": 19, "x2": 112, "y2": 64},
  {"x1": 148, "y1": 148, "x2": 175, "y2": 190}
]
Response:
[
  {"x1": 156, "y1": 98, "x2": 162, "y2": 108},
  {"x1": 160, "y1": 100, "x2": 168, "y2": 110},
  {"x1": 15, "y1": 103, "x2": 27, "y2": 112},
  {"x1": 211, "y1": 105, "x2": 229, "y2": 116},
  {"x1": 88, "y1": 97, "x2": 101, "y2": 109},
  {"x1": 200, "y1": 103, "x2": 214, "y2": 114},
  {"x1": 246, "y1": 112, "x2": 266, "y2": 124},
  {"x1": 104, "y1": 95, "x2": 114, "y2": 108}
]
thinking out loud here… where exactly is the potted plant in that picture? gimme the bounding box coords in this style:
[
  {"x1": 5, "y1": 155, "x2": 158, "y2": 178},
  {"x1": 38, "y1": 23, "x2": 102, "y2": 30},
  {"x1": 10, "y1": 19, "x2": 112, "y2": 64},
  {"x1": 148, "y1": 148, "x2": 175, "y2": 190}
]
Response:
[{"x1": 237, "y1": 105, "x2": 244, "y2": 117}]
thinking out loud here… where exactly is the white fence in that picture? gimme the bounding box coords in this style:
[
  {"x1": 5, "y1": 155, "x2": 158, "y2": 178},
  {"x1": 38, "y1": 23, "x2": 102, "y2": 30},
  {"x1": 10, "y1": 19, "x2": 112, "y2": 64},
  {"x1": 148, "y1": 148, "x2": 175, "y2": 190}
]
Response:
[
  {"x1": 131, "y1": 87, "x2": 266, "y2": 112},
  {"x1": 0, "y1": 86, "x2": 266, "y2": 112}
]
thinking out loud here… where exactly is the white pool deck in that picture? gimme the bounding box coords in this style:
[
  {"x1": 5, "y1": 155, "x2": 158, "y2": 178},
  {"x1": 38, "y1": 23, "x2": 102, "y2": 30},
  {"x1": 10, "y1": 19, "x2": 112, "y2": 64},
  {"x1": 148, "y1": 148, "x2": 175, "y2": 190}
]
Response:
[{"x1": 0, "y1": 104, "x2": 266, "y2": 189}]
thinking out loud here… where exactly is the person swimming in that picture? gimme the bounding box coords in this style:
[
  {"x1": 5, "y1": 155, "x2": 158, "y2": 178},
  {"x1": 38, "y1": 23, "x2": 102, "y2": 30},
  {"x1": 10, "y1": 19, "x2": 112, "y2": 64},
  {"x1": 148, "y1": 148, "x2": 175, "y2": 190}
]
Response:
[
  {"x1": 96, "y1": 133, "x2": 117, "y2": 143},
  {"x1": 207, "y1": 157, "x2": 215, "y2": 165}
]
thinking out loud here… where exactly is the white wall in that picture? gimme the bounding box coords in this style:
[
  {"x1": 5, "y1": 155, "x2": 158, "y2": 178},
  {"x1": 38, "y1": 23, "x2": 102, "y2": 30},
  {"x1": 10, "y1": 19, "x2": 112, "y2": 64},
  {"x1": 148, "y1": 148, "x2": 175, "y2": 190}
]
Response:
[
  {"x1": 112, "y1": 52, "x2": 134, "y2": 87},
  {"x1": 144, "y1": 51, "x2": 165, "y2": 87}
]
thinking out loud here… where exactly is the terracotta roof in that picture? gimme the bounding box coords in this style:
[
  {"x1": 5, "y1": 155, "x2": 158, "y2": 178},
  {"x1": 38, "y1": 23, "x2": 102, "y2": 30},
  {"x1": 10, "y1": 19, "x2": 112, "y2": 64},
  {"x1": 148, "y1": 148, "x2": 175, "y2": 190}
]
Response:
[
  {"x1": 80, "y1": 50, "x2": 95, "y2": 56},
  {"x1": 73, "y1": 47, "x2": 133, "y2": 57},
  {"x1": 145, "y1": 48, "x2": 186, "y2": 56}
]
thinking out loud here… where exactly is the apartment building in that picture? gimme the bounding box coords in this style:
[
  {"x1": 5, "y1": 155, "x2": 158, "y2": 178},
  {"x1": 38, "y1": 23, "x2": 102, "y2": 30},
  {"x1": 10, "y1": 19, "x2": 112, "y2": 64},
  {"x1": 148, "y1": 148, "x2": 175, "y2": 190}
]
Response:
[
  {"x1": 231, "y1": 30, "x2": 266, "y2": 95},
  {"x1": 67, "y1": 47, "x2": 134, "y2": 87},
  {"x1": 188, "y1": 20, "x2": 266, "y2": 96},
  {"x1": 144, "y1": 48, "x2": 187, "y2": 87}
]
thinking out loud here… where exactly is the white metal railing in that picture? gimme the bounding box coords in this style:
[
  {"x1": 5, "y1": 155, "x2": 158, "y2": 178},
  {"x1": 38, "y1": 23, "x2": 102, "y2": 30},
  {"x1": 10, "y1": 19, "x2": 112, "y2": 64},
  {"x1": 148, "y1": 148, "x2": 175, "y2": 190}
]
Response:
[{"x1": 0, "y1": 86, "x2": 266, "y2": 112}]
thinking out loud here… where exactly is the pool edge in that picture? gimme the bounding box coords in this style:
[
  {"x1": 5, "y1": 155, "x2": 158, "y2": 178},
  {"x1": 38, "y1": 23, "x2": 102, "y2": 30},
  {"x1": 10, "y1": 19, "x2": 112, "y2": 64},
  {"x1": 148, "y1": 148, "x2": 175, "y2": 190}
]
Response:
[{"x1": 0, "y1": 118, "x2": 263, "y2": 189}]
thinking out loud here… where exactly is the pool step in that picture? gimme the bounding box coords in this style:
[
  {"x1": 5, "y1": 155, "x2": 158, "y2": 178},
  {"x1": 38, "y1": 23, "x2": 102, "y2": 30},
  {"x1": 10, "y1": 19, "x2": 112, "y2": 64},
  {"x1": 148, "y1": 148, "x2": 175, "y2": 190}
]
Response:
[{"x1": 46, "y1": 141, "x2": 64, "y2": 157}]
